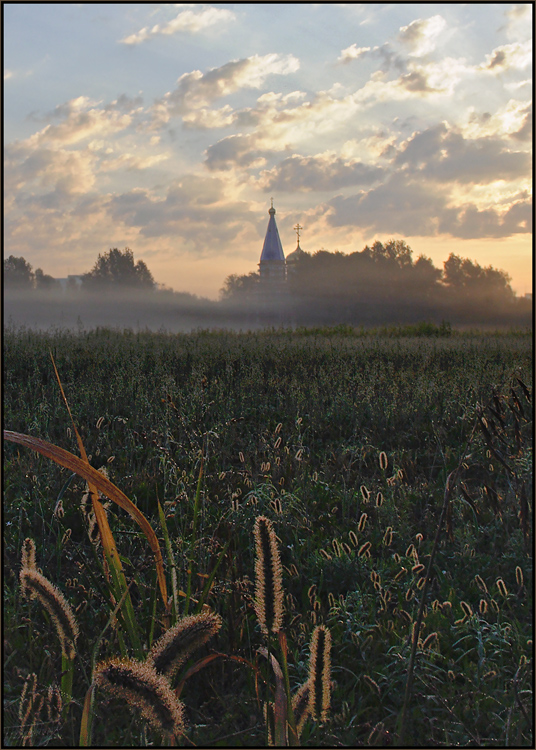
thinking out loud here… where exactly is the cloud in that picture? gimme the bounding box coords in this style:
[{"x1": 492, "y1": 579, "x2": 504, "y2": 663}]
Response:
[
  {"x1": 150, "y1": 53, "x2": 300, "y2": 127},
  {"x1": 120, "y1": 6, "x2": 235, "y2": 44},
  {"x1": 327, "y1": 174, "x2": 531, "y2": 240},
  {"x1": 462, "y1": 100, "x2": 532, "y2": 141},
  {"x1": 438, "y1": 198, "x2": 532, "y2": 239},
  {"x1": 182, "y1": 105, "x2": 236, "y2": 130},
  {"x1": 205, "y1": 88, "x2": 366, "y2": 170},
  {"x1": 257, "y1": 153, "x2": 385, "y2": 192},
  {"x1": 397, "y1": 15, "x2": 447, "y2": 57},
  {"x1": 24, "y1": 99, "x2": 133, "y2": 147},
  {"x1": 205, "y1": 134, "x2": 268, "y2": 170},
  {"x1": 327, "y1": 177, "x2": 448, "y2": 236},
  {"x1": 107, "y1": 176, "x2": 258, "y2": 249},
  {"x1": 503, "y1": 4, "x2": 533, "y2": 41},
  {"x1": 394, "y1": 123, "x2": 530, "y2": 184},
  {"x1": 352, "y1": 56, "x2": 469, "y2": 104},
  {"x1": 479, "y1": 40, "x2": 532, "y2": 73},
  {"x1": 6, "y1": 144, "x2": 97, "y2": 201},
  {"x1": 98, "y1": 153, "x2": 168, "y2": 173},
  {"x1": 337, "y1": 44, "x2": 371, "y2": 64}
]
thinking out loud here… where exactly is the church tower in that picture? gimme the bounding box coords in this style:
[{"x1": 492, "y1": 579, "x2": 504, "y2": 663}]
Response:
[{"x1": 259, "y1": 199, "x2": 286, "y2": 286}]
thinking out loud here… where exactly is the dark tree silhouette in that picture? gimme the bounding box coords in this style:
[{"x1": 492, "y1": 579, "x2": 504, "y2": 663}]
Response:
[
  {"x1": 220, "y1": 271, "x2": 260, "y2": 300},
  {"x1": 442, "y1": 253, "x2": 514, "y2": 299},
  {"x1": 82, "y1": 248, "x2": 155, "y2": 290},
  {"x1": 35, "y1": 268, "x2": 60, "y2": 291},
  {"x1": 4, "y1": 256, "x2": 35, "y2": 288}
]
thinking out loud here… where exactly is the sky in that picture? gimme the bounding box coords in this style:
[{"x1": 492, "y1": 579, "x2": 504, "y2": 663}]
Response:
[{"x1": 4, "y1": 3, "x2": 533, "y2": 298}]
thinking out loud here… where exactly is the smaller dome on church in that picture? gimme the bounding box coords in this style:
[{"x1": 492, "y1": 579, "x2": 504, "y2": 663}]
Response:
[{"x1": 286, "y1": 246, "x2": 307, "y2": 264}]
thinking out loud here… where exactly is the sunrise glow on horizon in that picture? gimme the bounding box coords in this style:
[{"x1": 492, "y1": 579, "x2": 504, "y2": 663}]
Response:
[{"x1": 4, "y1": 3, "x2": 533, "y2": 298}]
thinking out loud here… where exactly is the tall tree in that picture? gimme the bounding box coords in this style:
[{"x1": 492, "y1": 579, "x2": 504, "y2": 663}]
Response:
[
  {"x1": 82, "y1": 248, "x2": 155, "y2": 290},
  {"x1": 35, "y1": 268, "x2": 60, "y2": 291},
  {"x1": 4, "y1": 256, "x2": 35, "y2": 289}
]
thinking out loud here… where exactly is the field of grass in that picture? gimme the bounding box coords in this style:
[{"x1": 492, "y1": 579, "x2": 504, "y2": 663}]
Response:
[{"x1": 3, "y1": 324, "x2": 533, "y2": 747}]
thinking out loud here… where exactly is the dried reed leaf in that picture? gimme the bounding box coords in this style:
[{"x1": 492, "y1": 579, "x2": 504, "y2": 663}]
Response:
[{"x1": 4, "y1": 430, "x2": 167, "y2": 607}]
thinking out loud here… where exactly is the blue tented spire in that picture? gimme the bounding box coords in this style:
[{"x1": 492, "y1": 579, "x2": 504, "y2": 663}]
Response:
[{"x1": 260, "y1": 202, "x2": 285, "y2": 263}]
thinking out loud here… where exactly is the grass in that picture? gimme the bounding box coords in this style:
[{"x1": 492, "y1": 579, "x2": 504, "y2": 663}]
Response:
[{"x1": 3, "y1": 324, "x2": 533, "y2": 746}]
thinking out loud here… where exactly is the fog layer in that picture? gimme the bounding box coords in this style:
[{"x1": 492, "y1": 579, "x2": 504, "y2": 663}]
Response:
[{"x1": 4, "y1": 283, "x2": 531, "y2": 333}]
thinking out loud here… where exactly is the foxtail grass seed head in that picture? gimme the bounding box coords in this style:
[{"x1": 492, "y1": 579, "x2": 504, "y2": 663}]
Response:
[
  {"x1": 412, "y1": 563, "x2": 425, "y2": 575},
  {"x1": 496, "y1": 578, "x2": 509, "y2": 597},
  {"x1": 308, "y1": 625, "x2": 331, "y2": 723},
  {"x1": 94, "y1": 658, "x2": 185, "y2": 739},
  {"x1": 331, "y1": 539, "x2": 342, "y2": 557},
  {"x1": 379, "y1": 451, "x2": 388, "y2": 470},
  {"x1": 239, "y1": 451, "x2": 245, "y2": 463},
  {"x1": 21, "y1": 538, "x2": 37, "y2": 570},
  {"x1": 274, "y1": 437, "x2": 282, "y2": 449},
  {"x1": 341, "y1": 541, "x2": 352, "y2": 555},
  {"x1": 20, "y1": 568, "x2": 79, "y2": 659},
  {"x1": 319, "y1": 548, "x2": 332, "y2": 560},
  {"x1": 292, "y1": 681, "x2": 311, "y2": 736},
  {"x1": 363, "y1": 675, "x2": 380, "y2": 696},
  {"x1": 253, "y1": 516, "x2": 284, "y2": 635},
  {"x1": 490, "y1": 598, "x2": 500, "y2": 613},
  {"x1": 358, "y1": 542, "x2": 371, "y2": 557},
  {"x1": 147, "y1": 612, "x2": 222, "y2": 681},
  {"x1": 46, "y1": 684, "x2": 62, "y2": 724},
  {"x1": 19, "y1": 673, "x2": 38, "y2": 734},
  {"x1": 382, "y1": 527, "x2": 393, "y2": 546},
  {"x1": 360, "y1": 485, "x2": 370, "y2": 502},
  {"x1": 376, "y1": 492, "x2": 384, "y2": 506},
  {"x1": 263, "y1": 701, "x2": 274, "y2": 746},
  {"x1": 415, "y1": 533, "x2": 424, "y2": 544},
  {"x1": 416, "y1": 576, "x2": 426, "y2": 590},
  {"x1": 421, "y1": 632, "x2": 438, "y2": 650},
  {"x1": 515, "y1": 566, "x2": 524, "y2": 587},
  {"x1": 348, "y1": 530, "x2": 358, "y2": 547},
  {"x1": 474, "y1": 575, "x2": 488, "y2": 594},
  {"x1": 358, "y1": 513, "x2": 368, "y2": 532},
  {"x1": 96, "y1": 416, "x2": 105, "y2": 429},
  {"x1": 479, "y1": 599, "x2": 488, "y2": 614}
]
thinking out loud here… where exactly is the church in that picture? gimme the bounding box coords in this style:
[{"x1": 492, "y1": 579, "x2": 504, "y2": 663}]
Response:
[{"x1": 258, "y1": 200, "x2": 304, "y2": 312}]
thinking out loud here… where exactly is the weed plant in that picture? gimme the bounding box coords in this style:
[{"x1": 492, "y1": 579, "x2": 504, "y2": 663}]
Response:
[{"x1": 3, "y1": 324, "x2": 533, "y2": 746}]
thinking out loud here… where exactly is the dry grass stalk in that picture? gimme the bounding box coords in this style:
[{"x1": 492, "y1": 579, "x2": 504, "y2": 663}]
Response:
[
  {"x1": 94, "y1": 658, "x2": 185, "y2": 740},
  {"x1": 147, "y1": 611, "x2": 222, "y2": 681},
  {"x1": 254, "y1": 516, "x2": 284, "y2": 634}
]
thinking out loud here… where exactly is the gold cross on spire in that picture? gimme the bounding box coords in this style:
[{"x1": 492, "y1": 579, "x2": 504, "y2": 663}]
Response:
[
  {"x1": 294, "y1": 223, "x2": 302, "y2": 245},
  {"x1": 270, "y1": 197, "x2": 274, "y2": 209}
]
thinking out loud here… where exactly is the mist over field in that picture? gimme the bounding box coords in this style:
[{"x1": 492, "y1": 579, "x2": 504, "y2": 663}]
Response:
[
  {"x1": 4, "y1": 284, "x2": 532, "y2": 334},
  {"x1": 4, "y1": 288, "x2": 274, "y2": 334}
]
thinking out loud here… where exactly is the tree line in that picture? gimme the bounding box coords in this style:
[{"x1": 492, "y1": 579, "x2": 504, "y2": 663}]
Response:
[
  {"x1": 4, "y1": 242, "x2": 531, "y2": 327},
  {"x1": 221, "y1": 240, "x2": 529, "y2": 326},
  {"x1": 4, "y1": 248, "x2": 155, "y2": 291}
]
